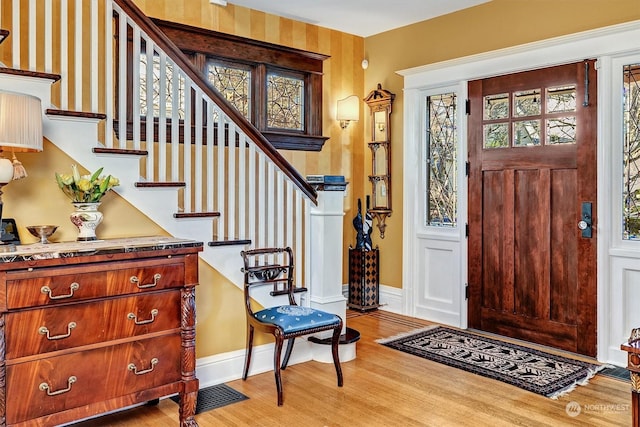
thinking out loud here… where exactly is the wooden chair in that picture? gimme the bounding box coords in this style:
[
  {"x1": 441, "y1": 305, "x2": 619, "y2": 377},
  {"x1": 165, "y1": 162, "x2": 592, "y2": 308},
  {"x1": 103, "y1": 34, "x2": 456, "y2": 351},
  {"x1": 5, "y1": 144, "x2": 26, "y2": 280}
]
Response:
[{"x1": 240, "y1": 247, "x2": 344, "y2": 406}]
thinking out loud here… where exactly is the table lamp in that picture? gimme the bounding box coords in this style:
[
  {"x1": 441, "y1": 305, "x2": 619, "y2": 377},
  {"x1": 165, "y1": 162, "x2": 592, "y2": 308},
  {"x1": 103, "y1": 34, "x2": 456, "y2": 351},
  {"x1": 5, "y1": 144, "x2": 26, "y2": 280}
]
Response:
[{"x1": 0, "y1": 91, "x2": 43, "y2": 246}]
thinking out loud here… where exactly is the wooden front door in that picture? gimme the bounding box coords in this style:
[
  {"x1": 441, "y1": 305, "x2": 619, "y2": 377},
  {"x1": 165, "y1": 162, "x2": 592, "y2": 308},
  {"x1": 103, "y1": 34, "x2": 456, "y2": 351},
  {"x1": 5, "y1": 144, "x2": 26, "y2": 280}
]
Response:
[{"x1": 467, "y1": 61, "x2": 597, "y2": 356}]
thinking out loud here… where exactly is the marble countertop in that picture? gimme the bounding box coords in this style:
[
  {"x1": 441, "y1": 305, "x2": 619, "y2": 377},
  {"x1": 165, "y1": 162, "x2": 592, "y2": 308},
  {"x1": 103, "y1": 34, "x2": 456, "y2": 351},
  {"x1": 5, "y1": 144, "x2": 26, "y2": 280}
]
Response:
[{"x1": 0, "y1": 236, "x2": 203, "y2": 263}]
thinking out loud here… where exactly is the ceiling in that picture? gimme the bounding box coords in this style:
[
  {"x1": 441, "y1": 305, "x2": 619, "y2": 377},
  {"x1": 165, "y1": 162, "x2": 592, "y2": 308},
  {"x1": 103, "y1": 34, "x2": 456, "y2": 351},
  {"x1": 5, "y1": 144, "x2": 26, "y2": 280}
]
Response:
[{"x1": 215, "y1": 0, "x2": 491, "y2": 38}]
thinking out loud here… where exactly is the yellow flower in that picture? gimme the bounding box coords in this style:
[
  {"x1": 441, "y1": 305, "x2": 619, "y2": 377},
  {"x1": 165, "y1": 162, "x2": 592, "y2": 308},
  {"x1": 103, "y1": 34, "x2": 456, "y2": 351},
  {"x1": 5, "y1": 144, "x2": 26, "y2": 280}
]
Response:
[
  {"x1": 77, "y1": 178, "x2": 92, "y2": 192},
  {"x1": 55, "y1": 165, "x2": 119, "y2": 203}
]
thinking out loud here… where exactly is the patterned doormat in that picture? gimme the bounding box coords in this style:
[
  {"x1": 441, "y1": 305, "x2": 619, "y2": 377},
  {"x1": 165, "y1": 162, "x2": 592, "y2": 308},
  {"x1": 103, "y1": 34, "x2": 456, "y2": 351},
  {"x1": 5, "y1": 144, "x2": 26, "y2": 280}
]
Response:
[
  {"x1": 377, "y1": 326, "x2": 605, "y2": 399},
  {"x1": 170, "y1": 384, "x2": 248, "y2": 413}
]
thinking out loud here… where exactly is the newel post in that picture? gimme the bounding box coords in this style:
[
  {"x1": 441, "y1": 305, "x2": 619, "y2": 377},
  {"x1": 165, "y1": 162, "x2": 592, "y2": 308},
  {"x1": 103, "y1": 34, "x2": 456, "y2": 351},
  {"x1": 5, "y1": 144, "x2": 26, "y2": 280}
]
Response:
[{"x1": 307, "y1": 175, "x2": 357, "y2": 362}]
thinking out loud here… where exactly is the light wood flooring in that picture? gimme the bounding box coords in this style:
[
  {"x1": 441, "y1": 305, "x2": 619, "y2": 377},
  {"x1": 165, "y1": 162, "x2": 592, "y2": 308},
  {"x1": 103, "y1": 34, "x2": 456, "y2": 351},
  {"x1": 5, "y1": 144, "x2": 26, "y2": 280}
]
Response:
[{"x1": 73, "y1": 310, "x2": 631, "y2": 426}]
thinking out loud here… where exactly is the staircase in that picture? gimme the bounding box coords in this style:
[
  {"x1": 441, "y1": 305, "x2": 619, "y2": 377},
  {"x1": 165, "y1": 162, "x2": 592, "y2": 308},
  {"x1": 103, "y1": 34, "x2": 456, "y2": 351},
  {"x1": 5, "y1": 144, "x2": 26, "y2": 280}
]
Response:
[{"x1": 0, "y1": 0, "x2": 317, "y2": 299}]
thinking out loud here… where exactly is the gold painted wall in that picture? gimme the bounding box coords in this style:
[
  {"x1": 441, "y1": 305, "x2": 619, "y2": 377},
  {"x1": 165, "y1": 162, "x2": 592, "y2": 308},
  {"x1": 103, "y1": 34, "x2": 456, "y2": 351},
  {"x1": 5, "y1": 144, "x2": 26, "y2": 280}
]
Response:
[
  {"x1": 363, "y1": 0, "x2": 640, "y2": 290},
  {"x1": 7, "y1": 0, "x2": 637, "y2": 362}
]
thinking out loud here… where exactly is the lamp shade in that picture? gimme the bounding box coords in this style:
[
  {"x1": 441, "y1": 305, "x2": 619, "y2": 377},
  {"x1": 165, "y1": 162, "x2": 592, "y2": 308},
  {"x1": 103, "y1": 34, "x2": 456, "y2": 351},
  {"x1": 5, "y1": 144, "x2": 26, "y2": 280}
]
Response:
[
  {"x1": 336, "y1": 95, "x2": 360, "y2": 122},
  {"x1": 0, "y1": 91, "x2": 43, "y2": 152}
]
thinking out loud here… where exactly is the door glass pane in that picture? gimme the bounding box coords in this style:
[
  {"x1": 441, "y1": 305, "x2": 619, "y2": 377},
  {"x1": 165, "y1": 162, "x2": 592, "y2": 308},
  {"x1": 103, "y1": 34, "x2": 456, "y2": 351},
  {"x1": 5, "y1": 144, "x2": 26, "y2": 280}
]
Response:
[
  {"x1": 207, "y1": 61, "x2": 251, "y2": 119},
  {"x1": 513, "y1": 120, "x2": 541, "y2": 146},
  {"x1": 426, "y1": 93, "x2": 457, "y2": 227},
  {"x1": 547, "y1": 117, "x2": 576, "y2": 144},
  {"x1": 513, "y1": 89, "x2": 541, "y2": 117},
  {"x1": 623, "y1": 63, "x2": 640, "y2": 239},
  {"x1": 547, "y1": 85, "x2": 577, "y2": 113},
  {"x1": 484, "y1": 93, "x2": 509, "y2": 120},
  {"x1": 484, "y1": 123, "x2": 509, "y2": 148},
  {"x1": 267, "y1": 72, "x2": 304, "y2": 131}
]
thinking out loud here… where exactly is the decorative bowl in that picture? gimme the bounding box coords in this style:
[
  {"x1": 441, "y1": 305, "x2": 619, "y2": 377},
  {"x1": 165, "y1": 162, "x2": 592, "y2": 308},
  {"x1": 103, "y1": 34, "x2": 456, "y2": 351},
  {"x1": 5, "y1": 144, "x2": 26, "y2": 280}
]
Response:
[{"x1": 26, "y1": 225, "x2": 58, "y2": 244}]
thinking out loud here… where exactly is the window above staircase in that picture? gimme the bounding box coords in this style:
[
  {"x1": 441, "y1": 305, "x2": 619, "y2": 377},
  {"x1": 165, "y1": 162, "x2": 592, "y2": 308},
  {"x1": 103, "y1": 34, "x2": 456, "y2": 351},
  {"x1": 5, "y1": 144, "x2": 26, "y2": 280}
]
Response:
[{"x1": 143, "y1": 19, "x2": 330, "y2": 152}]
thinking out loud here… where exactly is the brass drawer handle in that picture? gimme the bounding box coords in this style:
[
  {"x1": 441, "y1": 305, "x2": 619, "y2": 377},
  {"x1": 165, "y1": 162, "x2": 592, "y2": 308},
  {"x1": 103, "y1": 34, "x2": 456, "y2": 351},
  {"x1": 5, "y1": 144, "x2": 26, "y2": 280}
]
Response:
[
  {"x1": 127, "y1": 309, "x2": 159, "y2": 325},
  {"x1": 39, "y1": 322, "x2": 77, "y2": 340},
  {"x1": 41, "y1": 282, "x2": 80, "y2": 300},
  {"x1": 128, "y1": 358, "x2": 158, "y2": 375},
  {"x1": 39, "y1": 376, "x2": 77, "y2": 396},
  {"x1": 130, "y1": 273, "x2": 162, "y2": 289}
]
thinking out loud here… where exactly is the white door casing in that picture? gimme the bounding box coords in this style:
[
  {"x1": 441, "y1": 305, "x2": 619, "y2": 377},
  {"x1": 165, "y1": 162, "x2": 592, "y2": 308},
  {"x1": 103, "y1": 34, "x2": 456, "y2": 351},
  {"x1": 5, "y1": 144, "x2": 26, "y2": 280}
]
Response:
[{"x1": 399, "y1": 20, "x2": 640, "y2": 364}]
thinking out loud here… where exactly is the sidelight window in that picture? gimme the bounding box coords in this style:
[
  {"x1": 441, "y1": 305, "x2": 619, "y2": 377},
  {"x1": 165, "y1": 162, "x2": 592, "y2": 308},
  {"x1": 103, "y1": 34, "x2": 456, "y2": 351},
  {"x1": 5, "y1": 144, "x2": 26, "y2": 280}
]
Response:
[
  {"x1": 426, "y1": 92, "x2": 457, "y2": 227},
  {"x1": 623, "y1": 63, "x2": 640, "y2": 239}
]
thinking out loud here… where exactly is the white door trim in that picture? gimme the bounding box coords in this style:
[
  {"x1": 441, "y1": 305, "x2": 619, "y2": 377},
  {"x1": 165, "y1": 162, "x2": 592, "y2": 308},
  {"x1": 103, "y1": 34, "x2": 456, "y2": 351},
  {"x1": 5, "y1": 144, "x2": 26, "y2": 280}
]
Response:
[{"x1": 399, "y1": 20, "x2": 640, "y2": 363}]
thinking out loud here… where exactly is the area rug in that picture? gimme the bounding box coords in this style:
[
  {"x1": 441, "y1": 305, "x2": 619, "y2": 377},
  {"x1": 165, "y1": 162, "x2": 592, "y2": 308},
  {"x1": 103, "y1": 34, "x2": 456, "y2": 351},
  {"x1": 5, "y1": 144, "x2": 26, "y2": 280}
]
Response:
[{"x1": 377, "y1": 326, "x2": 605, "y2": 399}]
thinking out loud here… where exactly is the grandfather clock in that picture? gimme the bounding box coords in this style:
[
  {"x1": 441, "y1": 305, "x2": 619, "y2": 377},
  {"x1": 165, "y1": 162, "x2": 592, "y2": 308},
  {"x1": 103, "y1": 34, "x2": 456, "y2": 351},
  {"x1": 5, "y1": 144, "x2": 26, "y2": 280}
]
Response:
[{"x1": 364, "y1": 84, "x2": 395, "y2": 238}]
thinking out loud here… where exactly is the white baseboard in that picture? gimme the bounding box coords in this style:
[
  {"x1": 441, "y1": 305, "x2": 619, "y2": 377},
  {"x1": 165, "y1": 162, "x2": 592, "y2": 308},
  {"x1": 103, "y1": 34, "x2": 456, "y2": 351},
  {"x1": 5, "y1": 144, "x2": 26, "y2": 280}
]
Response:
[
  {"x1": 195, "y1": 339, "x2": 314, "y2": 388},
  {"x1": 378, "y1": 284, "x2": 404, "y2": 313},
  {"x1": 342, "y1": 283, "x2": 404, "y2": 314}
]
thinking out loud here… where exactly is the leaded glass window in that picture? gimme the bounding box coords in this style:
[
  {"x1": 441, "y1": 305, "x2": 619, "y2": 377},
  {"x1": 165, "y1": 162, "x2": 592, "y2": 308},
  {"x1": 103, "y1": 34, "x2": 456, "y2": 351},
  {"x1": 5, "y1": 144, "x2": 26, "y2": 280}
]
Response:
[
  {"x1": 139, "y1": 53, "x2": 185, "y2": 119},
  {"x1": 207, "y1": 61, "x2": 251, "y2": 119},
  {"x1": 623, "y1": 63, "x2": 640, "y2": 239},
  {"x1": 426, "y1": 93, "x2": 457, "y2": 227},
  {"x1": 482, "y1": 84, "x2": 576, "y2": 149},
  {"x1": 267, "y1": 72, "x2": 304, "y2": 131}
]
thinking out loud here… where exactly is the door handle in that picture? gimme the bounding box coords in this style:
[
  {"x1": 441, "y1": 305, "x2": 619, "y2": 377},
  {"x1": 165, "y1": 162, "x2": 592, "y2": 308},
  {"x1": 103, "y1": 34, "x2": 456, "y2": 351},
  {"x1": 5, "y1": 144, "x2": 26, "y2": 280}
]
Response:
[{"x1": 578, "y1": 202, "x2": 592, "y2": 238}]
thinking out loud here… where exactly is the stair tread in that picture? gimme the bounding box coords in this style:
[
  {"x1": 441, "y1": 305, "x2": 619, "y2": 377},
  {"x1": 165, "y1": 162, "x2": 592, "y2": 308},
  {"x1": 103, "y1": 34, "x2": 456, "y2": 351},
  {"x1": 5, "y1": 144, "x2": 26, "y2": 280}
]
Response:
[
  {"x1": 135, "y1": 181, "x2": 186, "y2": 188},
  {"x1": 208, "y1": 239, "x2": 251, "y2": 247},
  {"x1": 0, "y1": 67, "x2": 61, "y2": 82},
  {"x1": 174, "y1": 212, "x2": 221, "y2": 218},
  {"x1": 46, "y1": 108, "x2": 107, "y2": 120},
  {"x1": 93, "y1": 147, "x2": 148, "y2": 156}
]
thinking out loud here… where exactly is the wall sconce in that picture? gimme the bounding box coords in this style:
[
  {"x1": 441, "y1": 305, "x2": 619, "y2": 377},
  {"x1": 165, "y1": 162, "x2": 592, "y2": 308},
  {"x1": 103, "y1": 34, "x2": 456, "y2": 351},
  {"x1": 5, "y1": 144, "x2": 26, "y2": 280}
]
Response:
[
  {"x1": 0, "y1": 91, "x2": 43, "y2": 245},
  {"x1": 337, "y1": 95, "x2": 359, "y2": 129}
]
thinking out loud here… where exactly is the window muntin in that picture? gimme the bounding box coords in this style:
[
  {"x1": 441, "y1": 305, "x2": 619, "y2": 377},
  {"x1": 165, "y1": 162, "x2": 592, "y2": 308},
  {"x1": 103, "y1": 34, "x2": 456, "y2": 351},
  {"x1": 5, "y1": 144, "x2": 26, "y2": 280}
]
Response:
[{"x1": 426, "y1": 92, "x2": 457, "y2": 227}]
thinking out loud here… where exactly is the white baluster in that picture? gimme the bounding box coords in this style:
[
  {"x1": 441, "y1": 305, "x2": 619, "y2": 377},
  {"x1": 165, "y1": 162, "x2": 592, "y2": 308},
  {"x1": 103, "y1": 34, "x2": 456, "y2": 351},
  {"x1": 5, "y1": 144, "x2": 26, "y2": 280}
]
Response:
[
  {"x1": 157, "y1": 53, "x2": 168, "y2": 178},
  {"x1": 194, "y1": 87, "x2": 203, "y2": 213},
  {"x1": 227, "y1": 122, "x2": 236, "y2": 238},
  {"x1": 206, "y1": 101, "x2": 215, "y2": 212},
  {"x1": 132, "y1": 26, "x2": 141, "y2": 150},
  {"x1": 28, "y1": 0, "x2": 36, "y2": 70}
]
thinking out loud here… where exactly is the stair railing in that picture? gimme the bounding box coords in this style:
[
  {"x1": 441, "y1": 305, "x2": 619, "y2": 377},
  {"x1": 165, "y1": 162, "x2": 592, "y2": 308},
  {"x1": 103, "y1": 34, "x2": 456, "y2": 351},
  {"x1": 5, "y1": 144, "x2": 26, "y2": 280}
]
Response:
[{"x1": 0, "y1": 0, "x2": 316, "y2": 286}]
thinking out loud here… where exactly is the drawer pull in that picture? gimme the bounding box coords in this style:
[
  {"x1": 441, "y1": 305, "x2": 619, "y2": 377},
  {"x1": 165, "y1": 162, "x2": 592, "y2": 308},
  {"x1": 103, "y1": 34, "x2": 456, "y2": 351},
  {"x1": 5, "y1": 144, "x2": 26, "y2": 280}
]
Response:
[
  {"x1": 41, "y1": 282, "x2": 80, "y2": 300},
  {"x1": 128, "y1": 309, "x2": 159, "y2": 325},
  {"x1": 39, "y1": 376, "x2": 77, "y2": 396},
  {"x1": 128, "y1": 358, "x2": 159, "y2": 375},
  {"x1": 130, "y1": 273, "x2": 162, "y2": 289},
  {"x1": 39, "y1": 322, "x2": 77, "y2": 340}
]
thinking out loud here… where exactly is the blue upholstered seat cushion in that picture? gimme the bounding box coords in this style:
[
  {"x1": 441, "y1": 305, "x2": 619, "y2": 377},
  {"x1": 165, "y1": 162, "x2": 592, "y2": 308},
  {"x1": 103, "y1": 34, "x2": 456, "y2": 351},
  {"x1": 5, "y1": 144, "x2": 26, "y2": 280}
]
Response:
[{"x1": 254, "y1": 305, "x2": 341, "y2": 333}]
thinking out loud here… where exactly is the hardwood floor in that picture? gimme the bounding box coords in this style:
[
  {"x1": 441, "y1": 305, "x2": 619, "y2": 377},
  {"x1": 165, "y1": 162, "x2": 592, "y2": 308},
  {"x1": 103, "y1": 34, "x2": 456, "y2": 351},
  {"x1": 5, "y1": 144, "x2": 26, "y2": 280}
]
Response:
[{"x1": 73, "y1": 310, "x2": 630, "y2": 426}]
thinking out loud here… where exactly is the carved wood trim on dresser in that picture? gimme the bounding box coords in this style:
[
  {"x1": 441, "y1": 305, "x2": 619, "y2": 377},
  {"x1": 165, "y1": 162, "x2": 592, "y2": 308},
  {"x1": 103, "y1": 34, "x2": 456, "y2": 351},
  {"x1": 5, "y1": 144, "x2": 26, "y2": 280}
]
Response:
[{"x1": 0, "y1": 237, "x2": 203, "y2": 427}]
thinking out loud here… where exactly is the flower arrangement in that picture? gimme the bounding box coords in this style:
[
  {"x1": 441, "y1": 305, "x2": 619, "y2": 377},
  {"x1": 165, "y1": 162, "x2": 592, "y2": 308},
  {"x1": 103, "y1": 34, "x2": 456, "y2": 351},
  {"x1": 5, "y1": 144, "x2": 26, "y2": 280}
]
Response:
[{"x1": 55, "y1": 164, "x2": 120, "y2": 203}]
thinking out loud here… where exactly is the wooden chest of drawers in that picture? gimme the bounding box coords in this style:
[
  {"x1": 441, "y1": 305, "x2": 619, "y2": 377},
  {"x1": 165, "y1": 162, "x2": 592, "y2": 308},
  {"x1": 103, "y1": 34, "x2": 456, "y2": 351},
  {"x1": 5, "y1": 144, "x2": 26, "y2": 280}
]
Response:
[{"x1": 0, "y1": 237, "x2": 203, "y2": 427}]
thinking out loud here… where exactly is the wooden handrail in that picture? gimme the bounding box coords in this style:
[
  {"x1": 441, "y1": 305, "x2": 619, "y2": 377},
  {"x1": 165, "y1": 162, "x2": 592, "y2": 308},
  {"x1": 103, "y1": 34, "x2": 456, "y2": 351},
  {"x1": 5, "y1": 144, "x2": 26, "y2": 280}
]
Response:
[{"x1": 113, "y1": 0, "x2": 317, "y2": 204}]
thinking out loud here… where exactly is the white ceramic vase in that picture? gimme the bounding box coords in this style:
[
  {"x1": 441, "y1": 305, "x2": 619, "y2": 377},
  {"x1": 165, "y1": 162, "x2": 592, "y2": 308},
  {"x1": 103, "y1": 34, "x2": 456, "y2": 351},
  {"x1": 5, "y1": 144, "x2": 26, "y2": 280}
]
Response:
[{"x1": 70, "y1": 202, "x2": 103, "y2": 241}]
